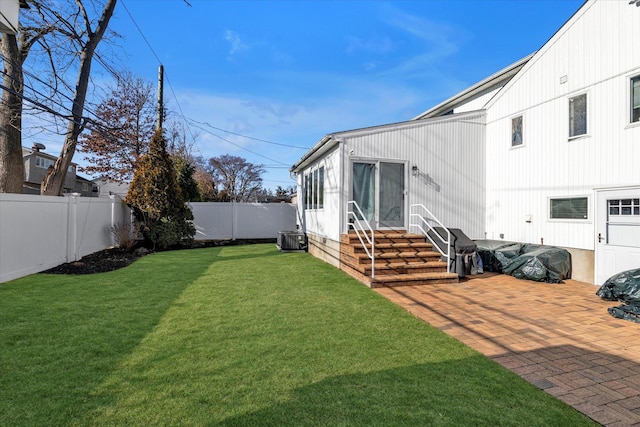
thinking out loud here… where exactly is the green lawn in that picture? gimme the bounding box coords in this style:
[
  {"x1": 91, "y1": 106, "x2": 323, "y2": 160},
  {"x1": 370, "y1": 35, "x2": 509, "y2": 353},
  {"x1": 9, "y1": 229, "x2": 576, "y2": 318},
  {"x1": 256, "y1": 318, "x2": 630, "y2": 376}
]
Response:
[{"x1": 0, "y1": 244, "x2": 596, "y2": 426}]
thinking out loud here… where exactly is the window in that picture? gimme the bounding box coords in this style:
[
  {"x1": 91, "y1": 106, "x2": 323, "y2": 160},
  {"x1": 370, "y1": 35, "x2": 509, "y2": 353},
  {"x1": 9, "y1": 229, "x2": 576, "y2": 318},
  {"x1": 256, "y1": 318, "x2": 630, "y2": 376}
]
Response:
[
  {"x1": 312, "y1": 169, "x2": 319, "y2": 209},
  {"x1": 550, "y1": 197, "x2": 588, "y2": 220},
  {"x1": 35, "y1": 156, "x2": 55, "y2": 169},
  {"x1": 569, "y1": 93, "x2": 587, "y2": 138},
  {"x1": 304, "y1": 174, "x2": 311, "y2": 209},
  {"x1": 511, "y1": 115, "x2": 523, "y2": 147},
  {"x1": 609, "y1": 199, "x2": 640, "y2": 216},
  {"x1": 631, "y1": 75, "x2": 640, "y2": 123},
  {"x1": 303, "y1": 166, "x2": 325, "y2": 210},
  {"x1": 318, "y1": 167, "x2": 324, "y2": 209},
  {"x1": 35, "y1": 156, "x2": 74, "y2": 173}
]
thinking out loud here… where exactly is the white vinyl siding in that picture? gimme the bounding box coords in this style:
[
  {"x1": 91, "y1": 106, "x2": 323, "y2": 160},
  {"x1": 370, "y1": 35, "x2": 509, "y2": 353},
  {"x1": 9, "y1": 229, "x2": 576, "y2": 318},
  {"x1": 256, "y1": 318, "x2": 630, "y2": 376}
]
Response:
[
  {"x1": 300, "y1": 148, "x2": 340, "y2": 241},
  {"x1": 484, "y1": 0, "x2": 640, "y2": 250},
  {"x1": 342, "y1": 111, "x2": 486, "y2": 238}
]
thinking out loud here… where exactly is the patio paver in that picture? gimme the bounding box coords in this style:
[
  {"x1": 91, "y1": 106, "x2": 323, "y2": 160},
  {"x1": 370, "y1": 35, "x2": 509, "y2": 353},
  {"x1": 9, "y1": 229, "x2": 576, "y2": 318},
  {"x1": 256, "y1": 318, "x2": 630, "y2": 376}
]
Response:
[{"x1": 375, "y1": 272, "x2": 640, "y2": 426}]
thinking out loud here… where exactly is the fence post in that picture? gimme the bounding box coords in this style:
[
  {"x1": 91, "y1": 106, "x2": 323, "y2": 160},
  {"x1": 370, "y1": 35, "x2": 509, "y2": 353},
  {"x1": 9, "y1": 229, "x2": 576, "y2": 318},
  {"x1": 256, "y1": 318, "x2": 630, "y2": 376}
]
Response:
[
  {"x1": 232, "y1": 200, "x2": 236, "y2": 240},
  {"x1": 109, "y1": 195, "x2": 117, "y2": 246},
  {"x1": 66, "y1": 193, "x2": 80, "y2": 262}
]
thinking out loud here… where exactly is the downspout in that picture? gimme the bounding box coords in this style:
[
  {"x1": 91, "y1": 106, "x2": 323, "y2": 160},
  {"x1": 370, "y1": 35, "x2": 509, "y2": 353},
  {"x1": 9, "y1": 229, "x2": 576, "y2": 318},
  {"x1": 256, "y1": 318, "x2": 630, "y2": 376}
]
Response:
[
  {"x1": 299, "y1": 173, "x2": 306, "y2": 234},
  {"x1": 339, "y1": 138, "x2": 345, "y2": 235}
]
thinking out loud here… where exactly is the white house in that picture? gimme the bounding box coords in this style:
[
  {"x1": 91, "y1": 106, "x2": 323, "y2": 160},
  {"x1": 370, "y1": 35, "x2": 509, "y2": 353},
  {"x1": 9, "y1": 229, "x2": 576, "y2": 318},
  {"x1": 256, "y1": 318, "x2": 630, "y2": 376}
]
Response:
[{"x1": 291, "y1": 0, "x2": 640, "y2": 285}]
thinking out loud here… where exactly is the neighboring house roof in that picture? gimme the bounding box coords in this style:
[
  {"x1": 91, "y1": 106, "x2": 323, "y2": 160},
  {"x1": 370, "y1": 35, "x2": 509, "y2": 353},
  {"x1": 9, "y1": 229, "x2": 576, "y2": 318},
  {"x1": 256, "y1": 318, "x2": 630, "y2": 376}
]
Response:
[
  {"x1": 75, "y1": 175, "x2": 94, "y2": 184},
  {"x1": 412, "y1": 53, "x2": 534, "y2": 120},
  {"x1": 291, "y1": 109, "x2": 486, "y2": 173}
]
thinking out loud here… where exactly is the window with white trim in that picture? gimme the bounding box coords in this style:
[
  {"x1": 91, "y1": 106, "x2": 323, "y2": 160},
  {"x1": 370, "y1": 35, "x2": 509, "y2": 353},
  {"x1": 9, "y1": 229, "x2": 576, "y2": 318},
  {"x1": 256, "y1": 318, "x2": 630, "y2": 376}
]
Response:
[
  {"x1": 631, "y1": 75, "x2": 640, "y2": 123},
  {"x1": 511, "y1": 115, "x2": 523, "y2": 147},
  {"x1": 35, "y1": 156, "x2": 55, "y2": 169},
  {"x1": 35, "y1": 156, "x2": 74, "y2": 173},
  {"x1": 304, "y1": 174, "x2": 311, "y2": 209},
  {"x1": 304, "y1": 166, "x2": 324, "y2": 210},
  {"x1": 550, "y1": 197, "x2": 588, "y2": 220},
  {"x1": 569, "y1": 93, "x2": 587, "y2": 138}
]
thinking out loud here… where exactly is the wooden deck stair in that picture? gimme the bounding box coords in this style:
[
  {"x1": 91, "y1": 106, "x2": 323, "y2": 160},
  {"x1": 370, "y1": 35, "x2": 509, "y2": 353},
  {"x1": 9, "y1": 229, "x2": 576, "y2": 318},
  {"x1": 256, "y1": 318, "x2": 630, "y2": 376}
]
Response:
[{"x1": 340, "y1": 230, "x2": 459, "y2": 288}]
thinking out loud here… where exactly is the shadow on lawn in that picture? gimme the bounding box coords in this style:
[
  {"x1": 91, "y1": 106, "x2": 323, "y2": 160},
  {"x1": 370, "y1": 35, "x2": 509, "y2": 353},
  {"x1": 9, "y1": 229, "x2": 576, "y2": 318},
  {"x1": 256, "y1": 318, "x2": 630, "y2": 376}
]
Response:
[
  {"x1": 215, "y1": 356, "x2": 594, "y2": 427},
  {"x1": 209, "y1": 242, "x2": 299, "y2": 263},
  {"x1": 0, "y1": 248, "x2": 215, "y2": 426}
]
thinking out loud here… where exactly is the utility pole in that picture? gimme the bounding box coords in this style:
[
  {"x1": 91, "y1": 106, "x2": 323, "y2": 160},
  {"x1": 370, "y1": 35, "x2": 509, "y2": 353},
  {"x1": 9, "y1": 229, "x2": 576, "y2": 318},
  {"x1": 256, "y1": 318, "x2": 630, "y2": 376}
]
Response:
[{"x1": 157, "y1": 64, "x2": 164, "y2": 131}]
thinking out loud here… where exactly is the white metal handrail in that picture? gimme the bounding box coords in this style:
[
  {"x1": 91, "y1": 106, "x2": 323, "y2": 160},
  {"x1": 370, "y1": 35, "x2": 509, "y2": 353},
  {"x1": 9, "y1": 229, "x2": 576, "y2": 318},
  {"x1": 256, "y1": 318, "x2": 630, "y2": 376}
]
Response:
[
  {"x1": 409, "y1": 204, "x2": 451, "y2": 273},
  {"x1": 346, "y1": 200, "x2": 375, "y2": 278}
]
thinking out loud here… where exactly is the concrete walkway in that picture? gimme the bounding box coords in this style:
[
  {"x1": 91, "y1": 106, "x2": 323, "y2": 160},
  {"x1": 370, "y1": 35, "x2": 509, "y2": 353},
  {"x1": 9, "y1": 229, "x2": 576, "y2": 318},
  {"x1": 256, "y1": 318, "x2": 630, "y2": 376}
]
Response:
[{"x1": 375, "y1": 273, "x2": 640, "y2": 427}]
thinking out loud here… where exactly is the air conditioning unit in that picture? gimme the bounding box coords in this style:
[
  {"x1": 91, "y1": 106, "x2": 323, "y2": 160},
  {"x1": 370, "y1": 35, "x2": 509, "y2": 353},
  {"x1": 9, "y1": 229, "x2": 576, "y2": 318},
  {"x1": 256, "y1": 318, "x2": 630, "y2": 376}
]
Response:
[{"x1": 277, "y1": 231, "x2": 307, "y2": 252}]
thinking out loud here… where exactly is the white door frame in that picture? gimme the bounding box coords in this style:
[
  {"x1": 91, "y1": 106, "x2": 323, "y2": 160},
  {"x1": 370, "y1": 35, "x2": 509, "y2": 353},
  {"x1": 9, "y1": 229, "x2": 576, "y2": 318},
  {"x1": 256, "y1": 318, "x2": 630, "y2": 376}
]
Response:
[
  {"x1": 595, "y1": 186, "x2": 640, "y2": 285},
  {"x1": 349, "y1": 158, "x2": 408, "y2": 231}
]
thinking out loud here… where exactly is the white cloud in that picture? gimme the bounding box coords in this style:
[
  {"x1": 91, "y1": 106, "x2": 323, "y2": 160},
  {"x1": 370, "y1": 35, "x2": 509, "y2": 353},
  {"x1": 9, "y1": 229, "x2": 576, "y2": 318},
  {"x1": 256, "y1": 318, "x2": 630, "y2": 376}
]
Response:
[
  {"x1": 224, "y1": 30, "x2": 248, "y2": 58},
  {"x1": 373, "y1": 4, "x2": 467, "y2": 79}
]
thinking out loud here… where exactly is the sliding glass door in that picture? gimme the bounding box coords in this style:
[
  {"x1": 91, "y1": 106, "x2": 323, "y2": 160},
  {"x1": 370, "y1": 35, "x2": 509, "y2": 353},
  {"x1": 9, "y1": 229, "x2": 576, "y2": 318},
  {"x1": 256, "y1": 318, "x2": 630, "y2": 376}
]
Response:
[
  {"x1": 351, "y1": 161, "x2": 405, "y2": 229},
  {"x1": 352, "y1": 162, "x2": 376, "y2": 221}
]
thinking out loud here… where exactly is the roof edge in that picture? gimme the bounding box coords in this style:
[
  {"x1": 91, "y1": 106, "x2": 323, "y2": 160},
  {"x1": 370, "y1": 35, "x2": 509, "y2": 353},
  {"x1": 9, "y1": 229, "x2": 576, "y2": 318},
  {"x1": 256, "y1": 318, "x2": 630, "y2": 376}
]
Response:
[
  {"x1": 412, "y1": 53, "x2": 534, "y2": 120},
  {"x1": 291, "y1": 109, "x2": 486, "y2": 173}
]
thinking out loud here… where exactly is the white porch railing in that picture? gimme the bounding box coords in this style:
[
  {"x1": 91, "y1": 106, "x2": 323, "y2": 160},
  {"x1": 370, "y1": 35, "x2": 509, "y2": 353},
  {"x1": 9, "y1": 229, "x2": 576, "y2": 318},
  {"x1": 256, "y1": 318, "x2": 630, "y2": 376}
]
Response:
[
  {"x1": 409, "y1": 204, "x2": 451, "y2": 273},
  {"x1": 346, "y1": 201, "x2": 375, "y2": 278}
]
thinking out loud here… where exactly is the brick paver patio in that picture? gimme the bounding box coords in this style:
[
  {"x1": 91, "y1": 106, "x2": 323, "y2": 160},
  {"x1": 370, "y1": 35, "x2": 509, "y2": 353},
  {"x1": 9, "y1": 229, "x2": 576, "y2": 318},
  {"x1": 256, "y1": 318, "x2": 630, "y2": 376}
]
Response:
[{"x1": 375, "y1": 273, "x2": 640, "y2": 427}]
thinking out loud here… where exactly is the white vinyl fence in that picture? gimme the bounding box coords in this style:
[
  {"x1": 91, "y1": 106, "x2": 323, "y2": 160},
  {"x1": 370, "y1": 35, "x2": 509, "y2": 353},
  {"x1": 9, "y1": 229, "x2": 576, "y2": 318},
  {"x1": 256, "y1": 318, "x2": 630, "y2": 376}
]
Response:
[
  {"x1": 189, "y1": 202, "x2": 297, "y2": 240},
  {"x1": 0, "y1": 193, "x2": 131, "y2": 284},
  {"x1": 0, "y1": 196, "x2": 297, "y2": 284}
]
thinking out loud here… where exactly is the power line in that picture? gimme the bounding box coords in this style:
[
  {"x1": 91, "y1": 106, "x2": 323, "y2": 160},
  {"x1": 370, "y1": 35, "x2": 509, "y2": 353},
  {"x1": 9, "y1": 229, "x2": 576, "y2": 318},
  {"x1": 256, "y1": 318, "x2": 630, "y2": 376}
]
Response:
[
  {"x1": 182, "y1": 116, "x2": 308, "y2": 150},
  {"x1": 187, "y1": 120, "x2": 289, "y2": 166},
  {"x1": 120, "y1": 0, "x2": 163, "y2": 65},
  {"x1": 120, "y1": 0, "x2": 204, "y2": 161}
]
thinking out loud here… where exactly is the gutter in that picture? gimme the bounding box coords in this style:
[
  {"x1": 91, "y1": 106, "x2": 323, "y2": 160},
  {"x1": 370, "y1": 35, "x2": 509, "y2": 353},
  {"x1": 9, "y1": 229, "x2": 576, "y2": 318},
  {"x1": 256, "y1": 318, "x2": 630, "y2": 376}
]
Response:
[
  {"x1": 412, "y1": 53, "x2": 534, "y2": 120},
  {"x1": 290, "y1": 134, "x2": 337, "y2": 174}
]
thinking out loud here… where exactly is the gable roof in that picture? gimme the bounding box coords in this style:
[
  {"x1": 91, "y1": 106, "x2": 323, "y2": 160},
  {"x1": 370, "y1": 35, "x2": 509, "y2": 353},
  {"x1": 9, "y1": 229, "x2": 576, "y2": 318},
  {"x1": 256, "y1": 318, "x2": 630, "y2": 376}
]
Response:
[
  {"x1": 412, "y1": 54, "x2": 533, "y2": 120},
  {"x1": 483, "y1": 0, "x2": 591, "y2": 110}
]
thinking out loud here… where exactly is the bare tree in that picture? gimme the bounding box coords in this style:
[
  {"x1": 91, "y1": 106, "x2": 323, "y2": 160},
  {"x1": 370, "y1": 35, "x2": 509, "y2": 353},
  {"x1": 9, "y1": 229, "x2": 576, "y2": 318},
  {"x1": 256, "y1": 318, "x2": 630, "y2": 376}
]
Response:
[
  {"x1": 0, "y1": 33, "x2": 26, "y2": 193},
  {"x1": 41, "y1": 0, "x2": 117, "y2": 195},
  {"x1": 208, "y1": 154, "x2": 265, "y2": 202},
  {"x1": 0, "y1": 11, "x2": 56, "y2": 193},
  {"x1": 0, "y1": 0, "x2": 118, "y2": 194}
]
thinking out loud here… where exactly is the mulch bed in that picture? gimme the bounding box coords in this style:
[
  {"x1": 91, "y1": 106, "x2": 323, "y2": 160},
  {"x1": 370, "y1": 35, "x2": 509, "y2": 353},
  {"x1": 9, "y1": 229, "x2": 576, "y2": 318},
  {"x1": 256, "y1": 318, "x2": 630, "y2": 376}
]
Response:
[{"x1": 42, "y1": 247, "x2": 144, "y2": 275}]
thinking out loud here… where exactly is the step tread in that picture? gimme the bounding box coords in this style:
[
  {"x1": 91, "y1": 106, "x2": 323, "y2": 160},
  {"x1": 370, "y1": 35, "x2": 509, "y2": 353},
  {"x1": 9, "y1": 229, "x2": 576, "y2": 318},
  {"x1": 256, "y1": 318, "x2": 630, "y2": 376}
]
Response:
[
  {"x1": 351, "y1": 251, "x2": 442, "y2": 259},
  {"x1": 371, "y1": 272, "x2": 459, "y2": 283}
]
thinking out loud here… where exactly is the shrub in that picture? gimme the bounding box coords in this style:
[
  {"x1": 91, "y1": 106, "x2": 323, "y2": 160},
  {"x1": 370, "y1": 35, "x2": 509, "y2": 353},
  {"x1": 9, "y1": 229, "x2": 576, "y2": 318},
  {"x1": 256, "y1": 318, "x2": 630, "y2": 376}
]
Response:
[
  {"x1": 109, "y1": 222, "x2": 138, "y2": 251},
  {"x1": 125, "y1": 130, "x2": 196, "y2": 250}
]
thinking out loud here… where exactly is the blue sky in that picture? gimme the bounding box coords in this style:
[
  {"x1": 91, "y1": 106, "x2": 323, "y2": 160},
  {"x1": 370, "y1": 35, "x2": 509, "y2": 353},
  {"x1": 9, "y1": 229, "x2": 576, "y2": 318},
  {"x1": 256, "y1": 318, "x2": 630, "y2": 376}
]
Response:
[{"x1": 87, "y1": 0, "x2": 583, "y2": 190}]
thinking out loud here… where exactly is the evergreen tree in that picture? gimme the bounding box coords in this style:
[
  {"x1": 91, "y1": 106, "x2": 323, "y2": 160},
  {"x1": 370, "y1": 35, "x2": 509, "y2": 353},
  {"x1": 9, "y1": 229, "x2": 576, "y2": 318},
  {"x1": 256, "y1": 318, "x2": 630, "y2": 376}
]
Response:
[
  {"x1": 125, "y1": 130, "x2": 195, "y2": 249},
  {"x1": 174, "y1": 156, "x2": 200, "y2": 202}
]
